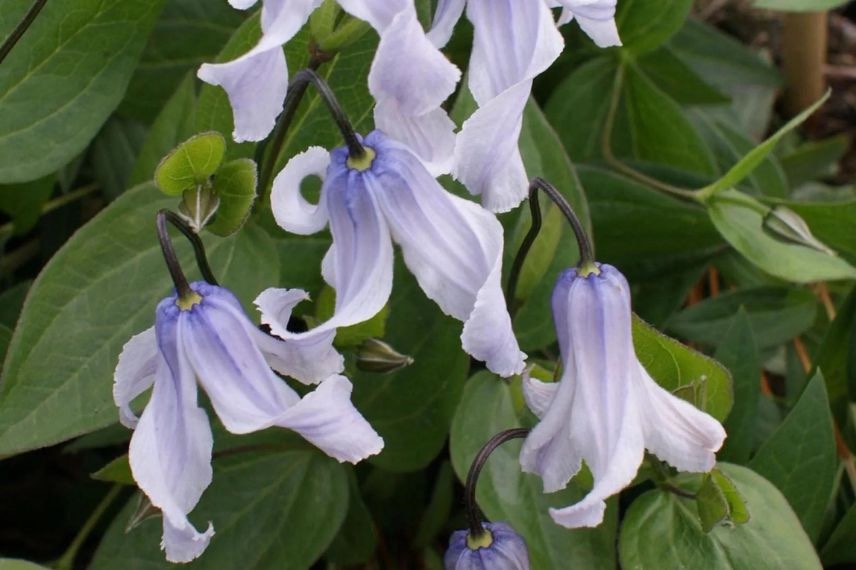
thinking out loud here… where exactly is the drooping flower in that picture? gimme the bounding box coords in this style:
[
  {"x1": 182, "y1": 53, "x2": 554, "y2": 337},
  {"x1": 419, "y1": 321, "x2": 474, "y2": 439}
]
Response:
[
  {"x1": 198, "y1": 0, "x2": 459, "y2": 173},
  {"x1": 263, "y1": 130, "x2": 525, "y2": 378},
  {"x1": 428, "y1": 0, "x2": 620, "y2": 212},
  {"x1": 114, "y1": 281, "x2": 383, "y2": 562},
  {"x1": 444, "y1": 522, "x2": 530, "y2": 570},
  {"x1": 519, "y1": 264, "x2": 725, "y2": 528}
]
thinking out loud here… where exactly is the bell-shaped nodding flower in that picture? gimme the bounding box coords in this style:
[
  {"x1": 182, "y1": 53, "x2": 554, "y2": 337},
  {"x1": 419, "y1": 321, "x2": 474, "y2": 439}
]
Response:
[
  {"x1": 197, "y1": 0, "x2": 459, "y2": 173},
  {"x1": 427, "y1": 0, "x2": 619, "y2": 213},
  {"x1": 519, "y1": 264, "x2": 726, "y2": 528},
  {"x1": 444, "y1": 522, "x2": 530, "y2": 570},
  {"x1": 264, "y1": 130, "x2": 526, "y2": 378},
  {"x1": 113, "y1": 282, "x2": 383, "y2": 563}
]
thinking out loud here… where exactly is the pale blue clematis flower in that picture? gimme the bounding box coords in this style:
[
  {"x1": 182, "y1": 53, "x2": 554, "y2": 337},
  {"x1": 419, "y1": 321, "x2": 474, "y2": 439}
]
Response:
[
  {"x1": 198, "y1": 0, "x2": 459, "y2": 173},
  {"x1": 262, "y1": 130, "x2": 526, "y2": 378},
  {"x1": 427, "y1": 0, "x2": 620, "y2": 213},
  {"x1": 114, "y1": 281, "x2": 383, "y2": 563},
  {"x1": 444, "y1": 522, "x2": 530, "y2": 570},
  {"x1": 519, "y1": 264, "x2": 725, "y2": 528}
]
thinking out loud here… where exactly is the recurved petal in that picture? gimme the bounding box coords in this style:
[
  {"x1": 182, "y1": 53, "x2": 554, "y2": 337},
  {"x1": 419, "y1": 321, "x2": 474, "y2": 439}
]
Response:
[
  {"x1": 575, "y1": 15, "x2": 621, "y2": 48},
  {"x1": 521, "y1": 373, "x2": 559, "y2": 419},
  {"x1": 181, "y1": 285, "x2": 301, "y2": 434},
  {"x1": 336, "y1": 0, "x2": 410, "y2": 31},
  {"x1": 254, "y1": 288, "x2": 344, "y2": 385},
  {"x1": 368, "y1": 132, "x2": 524, "y2": 376},
  {"x1": 114, "y1": 326, "x2": 158, "y2": 428},
  {"x1": 637, "y1": 365, "x2": 726, "y2": 472},
  {"x1": 453, "y1": 81, "x2": 530, "y2": 213},
  {"x1": 555, "y1": 0, "x2": 621, "y2": 47},
  {"x1": 426, "y1": 0, "x2": 466, "y2": 48},
  {"x1": 368, "y1": 9, "x2": 460, "y2": 117},
  {"x1": 161, "y1": 517, "x2": 215, "y2": 564},
  {"x1": 270, "y1": 146, "x2": 330, "y2": 235},
  {"x1": 197, "y1": 48, "x2": 287, "y2": 142},
  {"x1": 374, "y1": 103, "x2": 456, "y2": 176},
  {"x1": 277, "y1": 375, "x2": 384, "y2": 463}
]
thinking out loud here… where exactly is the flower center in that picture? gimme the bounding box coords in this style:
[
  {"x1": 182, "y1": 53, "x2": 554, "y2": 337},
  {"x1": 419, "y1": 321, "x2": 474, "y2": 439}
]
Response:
[
  {"x1": 466, "y1": 528, "x2": 494, "y2": 550},
  {"x1": 346, "y1": 146, "x2": 376, "y2": 172},
  {"x1": 176, "y1": 291, "x2": 202, "y2": 311}
]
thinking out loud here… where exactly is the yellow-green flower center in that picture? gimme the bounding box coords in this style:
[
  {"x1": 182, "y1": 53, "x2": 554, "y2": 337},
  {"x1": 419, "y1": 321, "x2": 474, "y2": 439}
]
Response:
[{"x1": 346, "y1": 146, "x2": 376, "y2": 171}]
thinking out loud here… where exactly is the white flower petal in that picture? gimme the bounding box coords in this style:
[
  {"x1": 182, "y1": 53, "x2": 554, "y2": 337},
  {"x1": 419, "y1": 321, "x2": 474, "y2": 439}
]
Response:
[
  {"x1": 575, "y1": 16, "x2": 621, "y2": 48},
  {"x1": 374, "y1": 103, "x2": 456, "y2": 176},
  {"x1": 336, "y1": 0, "x2": 410, "y2": 31},
  {"x1": 161, "y1": 517, "x2": 215, "y2": 564},
  {"x1": 270, "y1": 146, "x2": 330, "y2": 235},
  {"x1": 427, "y1": 0, "x2": 466, "y2": 48},
  {"x1": 114, "y1": 326, "x2": 158, "y2": 428},
  {"x1": 521, "y1": 373, "x2": 559, "y2": 419},
  {"x1": 277, "y1": 375, "x2": 384, "y2": 463},
  {"x1": 368, "y1": 133, "x2": 525, "y2": 376},
  {"x1": 555, "y1": 0, "x2": 621, "y2": 47}
]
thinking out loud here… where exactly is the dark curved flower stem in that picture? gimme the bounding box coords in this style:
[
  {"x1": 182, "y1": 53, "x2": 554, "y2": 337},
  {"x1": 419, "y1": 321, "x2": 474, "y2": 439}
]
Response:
[
  {"x1": 156, "y1": 210, "x2": 219, "y2": 299},
  {"x1": 257, "y1": 47, "x2": 331, "y2": 194},
  {"x1": 506, "y1": 177, "x2": 596, "y2": 310},
  {"x1": 0, "y1": 0, "x2": 48, "y2": 65},
  {"x1": 465, "y1": 428, "x2": 531, "y2": 538}
]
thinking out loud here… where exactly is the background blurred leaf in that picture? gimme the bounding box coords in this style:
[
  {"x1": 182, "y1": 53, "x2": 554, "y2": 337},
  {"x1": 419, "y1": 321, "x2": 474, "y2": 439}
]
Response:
[
  {"x1": 450, "y1": 372, "x2": 617, "y2": 570},
  {"x1": 752, "y1": 0, "x2": 851, "y2": 11},
  {"x1": 90, "y1": 118, "x2": 148, "y2": 199},
  {"x1": 0, "y1": 0, "x2": 165, "y2": 183},
  {"x1": 207, "y1": 158, "x2": 257, "y2": 237},
  {"x1": 779, "y1": 134, "x2": 849, "y2": 188},
  {"x1": 324, "y1": 469, "x2": 376, "y2": 566},
  {"x1": 716, "y1": 310, "x2": 760, "y2": 463},
  {"x1": 0, "y1": 177, "x2": 54, "y2": 235},
  {"x1": 615, "y1": 0, "x2": 693, "y2": 55},
  {"x1": 91, "y1": 449, "x2": 348, "y2": 569},
  {"x1": 749, "y1": 372, "x2": 837, "y2": 542},
  {"x1": 0, "y1": 560, "x2": 52, "y2": 570},
  {"x1": 821, "y1": 502, "x2": 856, "y2": 566},
  {"x1": 813, "y1": 287, "x2": 856, "y2": 425},
  {"x1": 619, "y1": 463, "x2": 822, "y2": 569}
]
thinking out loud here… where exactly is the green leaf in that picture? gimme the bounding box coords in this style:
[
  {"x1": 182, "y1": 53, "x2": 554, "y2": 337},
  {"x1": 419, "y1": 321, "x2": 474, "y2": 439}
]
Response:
[
  {"x1": 0, "y1": 184, "x2": 280, "y2": 457},
  {"x1": 0, "y1": 177, "x2": 54, "y2": 235},
  {"x1": 780, "y1": 134, "x2": 849, "y2": 188},
  {"x1": 0, "y1": 281, "x2": 30, "y2": 362},
  {"x1": 814, "y1": 287, "x2": 856, "y2": 424},
  {"x1": 696, "y1": 468, "x2": 750, "y2": 532},
  {"x1": 119, "y1": 0, "x2": 244, "y2": 122},
  {"x1": 636, "y1": 46, "x2": 730, "y2": 106},
  {"x1": 91, "y1": 449, "x2": 348, "y2": 569},
  {"x1": 207, "y1": 159, "x2": 257, "y2": 237},
  {"x1": 413, "y1": 461, "x2": 454, "y2": 548},
  {"x1": 352, "y1": 262, "x2": 469, "y2": 472},
  {"x1": 667, "y1": 286, "x2": 817, "y2": 349},
  {"x1": 616, "y1": 0, "x2": 693, "y2": 55},
  {"x1": 708, "y1": 189, "x2": 856, "y2": 283},
  {"x1": 619, "y1": 463, "x2": 822, "y2": 569},
  {"x1": 450, "y1": 372, "x2": 617, "y2": 570},
  {"x1": 821, "y1": 502, "x2": 856, "y2": 566},
  {"x1": 632, "y1": 316, "x2": 733, "y2": 422},
  {"x1": 324, "y1": 469, "x2": 376, "y2": 566},
  {"x1": 129, "y1": 75, "x2": 198, "y2": 187},
  {"x1": 749, "y1": 372, "x2": 837, "y2": 542},
  {"x1": 0, "y1": 560, "x2": 52, "y2": 570},
  {"x1": 702, "y1": 92, "x2": 829, "y2": 197},
  {"x1": 716, "y1": 310, "x2": 761, "y2": 463},
  {"x1": 753, "y1": 0, "x2": 850, "y2": 11},
  {"x1": 90, "y1": 118, "x2": 149, "y2": 199},
  {"x1": 91, "y1": 455, "x2": 134, "y2": 485},
  {"x1": 155, "y1": 132, "x2": 226, "y2": 195},
  {"x1": 0, "y1": 0, "x2": 165, "y2": 183}
]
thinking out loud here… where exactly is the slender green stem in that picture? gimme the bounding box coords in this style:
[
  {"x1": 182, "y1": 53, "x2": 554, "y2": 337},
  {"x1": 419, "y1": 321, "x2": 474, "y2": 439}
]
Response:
[
  {"x1": 601, "y1": 65, "x2": 702, "y2": 203},
  {"x1": 0, "y1": 0, "x2": 48, "y2": 65},
  {"x1": 506, "y1": 177, "x2": 596, "y2": 308},
  {"x1": 465, "y1": 428, "x2": 530, "y2": 538},
  {"x1": 53, "y1": 485, "x2": 122, "y2": 570}
]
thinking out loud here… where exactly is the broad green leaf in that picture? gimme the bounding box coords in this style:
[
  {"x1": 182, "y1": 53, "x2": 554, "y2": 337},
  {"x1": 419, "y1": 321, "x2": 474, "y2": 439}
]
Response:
[
  {"x1": 207, "y1": 159, "x2": 257, "y2": 237},
  {"x1": 91, "y1": 455, "x2": 133, "y2": 485},
  {"x1": 632, "y1": 258, "x2": 709, "y2": 326},
  {"x1": 753, "y1": 0, "x2": 850, "y2": 11},
  {"x1": 155, "y1": 132, "x2": 226, "y2": 195},
  {"x1": 129, "y1": 75, "x2": 198, "y2": 187},
  {"x1": 450, "y1": 372, "x2": 617, "y2": 570},
  {"x1": 511, "y1": 101, "x2": 590, "y2": 351},
  {"x1": 0, "y1": 0, "x2": 165, "y2": 183},
  {"x1": 413, "y1": 462, "x2": 454, "y2": 548},
  {"x1": 749, "y1": 372, "x2": 837, "y2": 542},
  {"x1": 90, "y1": 118, "x2": 148, "y2": 199},
  {"x1": 780, "y1": 134, "x2": 849, "y2": 188},
  {"x1": 352, "y1": 262, "x2": 469, "y2": 472},
  {"x1": 696, "y1": 468, "x2": 750, "y2": 532},
  {"x1": 0, "y1": 184, "x2": 280, "y2": 457},
  {"x1": 91, "y1": 450, "x2": 348, "y2": 569},
  {"x1": 0, "y1": 560, "x2": 52, "y2": 570},
  {"x1": 716, "y1": 310, "x2": 761, "y2": 463},
  {"x1": 632, "y1": 316, "x2": 733, "y2": 421},
  {"x1": 636, "y1": 46, "x2": 729, "y2": 106},
  {"x1": 619, "y1": 463, "x2": 822, "y2": 569},
  {"x1": 119, "y1": 0, "x2": 244, "y2": 122},
  {"x1": 813, "y1": 287, "x2": 856, "y2": 424},
  {"x1": 667, "y1": 286, "x2": 817, "y2": 349},
  {"x1": 0, "y1": 177, "x2": 54, "y2": 235},
  {"x1": 702, "y1": 92, "x2": 829, "y2": 197},
  {"x1": 324, "y1": 469, "x2": 376, "y2": 566},
  {"x1": 708, "y1": 189, "x2": 856, "y2": 283},
  {"x1": 821, "y1": 502, "x2": 856, "y2": 566},
  {"x1": 616, "y1": 0, "x2": 693, "y2": 55}
]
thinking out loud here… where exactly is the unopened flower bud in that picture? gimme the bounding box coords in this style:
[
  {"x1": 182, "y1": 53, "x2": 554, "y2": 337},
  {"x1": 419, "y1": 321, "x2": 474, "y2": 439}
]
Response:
[
  {"x1": 356, "y1": 338, "x2": 413, "y2": 374},
  {"x1": 178, "y1": 184, "x2": 220, "y2": 233},
  {"x1": 444, "y1": 522, "x2": 530, "y2": 570},
  {"x1": 762, "y1": 206, "x2": 835, "y2": 255}
]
